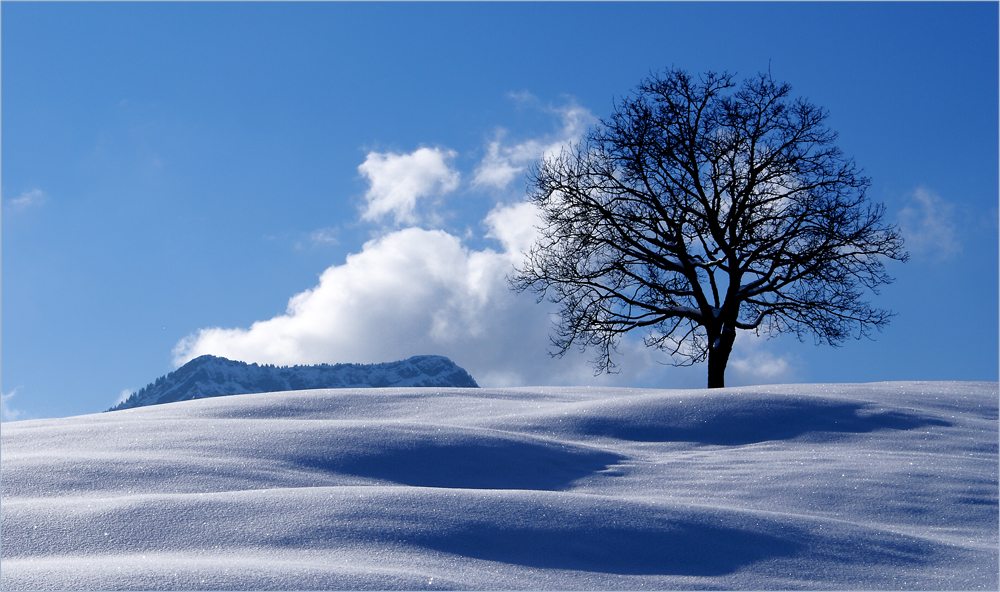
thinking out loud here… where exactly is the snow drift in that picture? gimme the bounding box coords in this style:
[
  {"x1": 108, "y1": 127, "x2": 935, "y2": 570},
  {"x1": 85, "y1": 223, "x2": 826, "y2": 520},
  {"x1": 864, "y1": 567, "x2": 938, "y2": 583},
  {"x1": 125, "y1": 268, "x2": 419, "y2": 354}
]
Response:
[{"x1": 2, "y1": 381, "x2": 997, "y2": 590}]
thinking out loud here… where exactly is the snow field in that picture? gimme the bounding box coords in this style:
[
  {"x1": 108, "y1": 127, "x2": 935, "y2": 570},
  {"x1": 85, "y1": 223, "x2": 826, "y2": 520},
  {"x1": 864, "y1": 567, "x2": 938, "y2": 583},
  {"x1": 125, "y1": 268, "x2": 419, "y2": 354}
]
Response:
[{"x1": 2, "y1": 382, "x2": 997, "y2": 589}]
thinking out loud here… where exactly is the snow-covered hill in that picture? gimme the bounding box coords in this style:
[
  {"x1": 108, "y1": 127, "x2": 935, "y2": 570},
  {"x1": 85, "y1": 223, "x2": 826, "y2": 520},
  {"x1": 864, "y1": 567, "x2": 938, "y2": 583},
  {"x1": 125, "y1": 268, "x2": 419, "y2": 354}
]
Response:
[
  {"x1": 109, "y1": 354, "x2": 478, "y2": 411},
  {"x1": 3, "y1": 382, "x2": 997, "y2": 590}
]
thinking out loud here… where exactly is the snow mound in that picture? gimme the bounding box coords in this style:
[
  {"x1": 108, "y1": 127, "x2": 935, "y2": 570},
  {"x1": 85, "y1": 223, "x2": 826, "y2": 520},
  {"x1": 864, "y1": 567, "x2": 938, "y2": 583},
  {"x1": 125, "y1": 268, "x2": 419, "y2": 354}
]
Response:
[
  {"x1": 109, "y1": 354, "x2": 478, "y2": 411},
  {"x1": 3, "y1": 381, "x2": 997, "y2": 590}
]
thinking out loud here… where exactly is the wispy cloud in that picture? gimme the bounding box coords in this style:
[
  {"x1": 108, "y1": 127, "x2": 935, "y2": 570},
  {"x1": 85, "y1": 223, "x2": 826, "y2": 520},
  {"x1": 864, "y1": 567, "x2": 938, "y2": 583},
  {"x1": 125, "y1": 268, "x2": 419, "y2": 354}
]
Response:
[
  {"x1": 7, "y1": 189, "x2": 49, "y2": 211},
  {"x1": 1, "y1": 389, "x2": 24, "y2": 422},
  {"x1": 472, "y1": 97, "x2": 596, "y2": 191},
  {"x1": 358, "y1": 147, "x2": 460, "y2": 226},
  {"x1": 295, "y1": 227, "x2": 340, "y2": 250},
  {"x1": 898, "y1": 186, "x2": 961, "y2": 261},
  {"x1": 727, "y1": 335, "x2": 797, "y2": 386}
]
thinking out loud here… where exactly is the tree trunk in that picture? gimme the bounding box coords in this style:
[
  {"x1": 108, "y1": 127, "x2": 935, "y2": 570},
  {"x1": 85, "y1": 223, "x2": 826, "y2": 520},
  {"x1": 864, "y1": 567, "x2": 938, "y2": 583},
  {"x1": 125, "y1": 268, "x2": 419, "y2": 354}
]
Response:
[{"x1": 707, "y1": 325, "x2": 736, "y2": 388}]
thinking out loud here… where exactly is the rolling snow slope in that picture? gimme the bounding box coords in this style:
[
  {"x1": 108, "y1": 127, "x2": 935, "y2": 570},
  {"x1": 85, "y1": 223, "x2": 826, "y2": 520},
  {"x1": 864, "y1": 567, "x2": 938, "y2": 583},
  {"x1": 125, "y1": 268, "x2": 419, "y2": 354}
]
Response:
[{"x1": 2, "y1": 382, "x2": 997, "y2": 590}]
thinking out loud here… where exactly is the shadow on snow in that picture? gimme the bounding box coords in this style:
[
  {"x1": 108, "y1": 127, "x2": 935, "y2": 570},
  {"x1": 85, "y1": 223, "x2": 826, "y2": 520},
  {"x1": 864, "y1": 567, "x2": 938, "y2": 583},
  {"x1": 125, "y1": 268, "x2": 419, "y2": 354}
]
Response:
[
  {"x1": 572, "y1": 396, "x2": 952, "y2": 445},
  {"x1": 414, "y1": 519, "x2": 800, "y2": 576},
  {"x1": 290, "y1": 429, "x2": 626, "y2": 490}
]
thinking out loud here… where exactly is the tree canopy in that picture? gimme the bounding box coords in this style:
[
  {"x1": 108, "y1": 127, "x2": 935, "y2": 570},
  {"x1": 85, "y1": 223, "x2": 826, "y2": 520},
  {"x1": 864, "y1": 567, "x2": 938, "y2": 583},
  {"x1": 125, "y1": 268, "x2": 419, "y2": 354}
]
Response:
[{"x1": 512, "y1": 68, "x2": 908, "y2": 388}]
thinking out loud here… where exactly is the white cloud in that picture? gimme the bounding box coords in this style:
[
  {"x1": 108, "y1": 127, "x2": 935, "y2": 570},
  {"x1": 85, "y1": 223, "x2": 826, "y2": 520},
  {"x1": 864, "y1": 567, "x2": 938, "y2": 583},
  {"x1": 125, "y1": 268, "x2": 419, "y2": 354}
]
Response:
[
  {"x1": 175, "y1": 225, "x2": 534, "y2": 379},
  {"x1": 7, "y1": 189, "x2": 48, "y2": 211},
  {"x1": 472, "y1": 98, "x2": 596, "y2": 191},
  {"x1": 473, "y1": 134, "x2": 524, "y2": 190},
  {"x1": 358, "y1": 147, "x2": 460, "y2": 225},
  {"x1": 484, "y1": 200, "x2": 541, "y2": 259},
  {"x1": 898, "y1": 187, "x2": 961, "y2": 261},
  {"x1": 174, "y1": 200, "x2": 714, "y2": 388},
  {"x1": 1, "y1": 389, "x2": 24, "y2": 422}
]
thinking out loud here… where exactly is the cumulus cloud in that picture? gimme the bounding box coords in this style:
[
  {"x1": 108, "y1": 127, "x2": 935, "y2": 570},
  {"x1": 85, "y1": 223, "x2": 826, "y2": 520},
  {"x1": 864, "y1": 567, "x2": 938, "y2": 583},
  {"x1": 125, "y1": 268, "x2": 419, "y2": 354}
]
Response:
[
  {"x1": 7, "y1": 189, "x2": 48, "y2": 211},
  {"x1": 898, "y1": 187, "x2": 961, "y2": 261},
  {"x1": 358, "y1": 147, "x2": 460, "y2": 225},
  {"x1": 484, "y1": 200, "x2": 541, "y2": 257},
  {"x1": 1, "y1": 389, "x2": 24, "y2": 422},
  {"x1": 175, "y1": 202, "x2": 528, "y2": 373},
  {"x1": 174, "y1": 198, "x2": 711, "y2": 388},
  {"x1": 175, "y1": 222, "x2": 530, "y2": 381},
  {"x1": 472, "y1": 98, "x2": 596, "y2": 190}
]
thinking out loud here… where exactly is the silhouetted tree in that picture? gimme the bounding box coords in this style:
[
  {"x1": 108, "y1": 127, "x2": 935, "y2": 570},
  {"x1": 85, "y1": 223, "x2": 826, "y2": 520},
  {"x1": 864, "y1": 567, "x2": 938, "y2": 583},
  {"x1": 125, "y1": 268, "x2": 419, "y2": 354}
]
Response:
[{"x1": 512, "y1": 68, "x2": 907, "y2": 388}]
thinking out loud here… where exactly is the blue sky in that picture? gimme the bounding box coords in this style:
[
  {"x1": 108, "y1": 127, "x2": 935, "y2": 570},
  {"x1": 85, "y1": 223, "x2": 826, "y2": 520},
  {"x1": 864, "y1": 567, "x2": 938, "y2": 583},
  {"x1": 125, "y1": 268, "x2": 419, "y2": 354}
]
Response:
[{"x1": 3, "y1": 2, "x2": 997, "y2": 421}]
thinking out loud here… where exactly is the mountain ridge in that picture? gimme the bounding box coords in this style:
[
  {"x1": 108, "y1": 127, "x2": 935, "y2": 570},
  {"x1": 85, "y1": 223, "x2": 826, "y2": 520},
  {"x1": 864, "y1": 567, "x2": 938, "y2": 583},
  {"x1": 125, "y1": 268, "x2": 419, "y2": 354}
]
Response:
[{"x1": 108, "y1": 354, "x2": 479, "y2": 411}]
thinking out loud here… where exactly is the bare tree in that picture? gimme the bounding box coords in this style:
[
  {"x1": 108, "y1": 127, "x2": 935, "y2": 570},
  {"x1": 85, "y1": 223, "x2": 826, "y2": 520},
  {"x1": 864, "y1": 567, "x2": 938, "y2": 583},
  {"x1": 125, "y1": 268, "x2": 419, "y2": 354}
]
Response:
[{"x1": 512, "y1": 69, "x2": 907, "y2": 388}]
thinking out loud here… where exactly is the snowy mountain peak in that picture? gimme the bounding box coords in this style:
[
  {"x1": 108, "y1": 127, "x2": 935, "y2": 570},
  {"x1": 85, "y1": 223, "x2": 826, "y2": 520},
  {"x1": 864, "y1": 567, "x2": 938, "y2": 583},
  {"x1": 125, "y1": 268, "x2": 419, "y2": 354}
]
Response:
[{"x1": 109, "y1": 354, "x2": 479, "y2": 411}]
